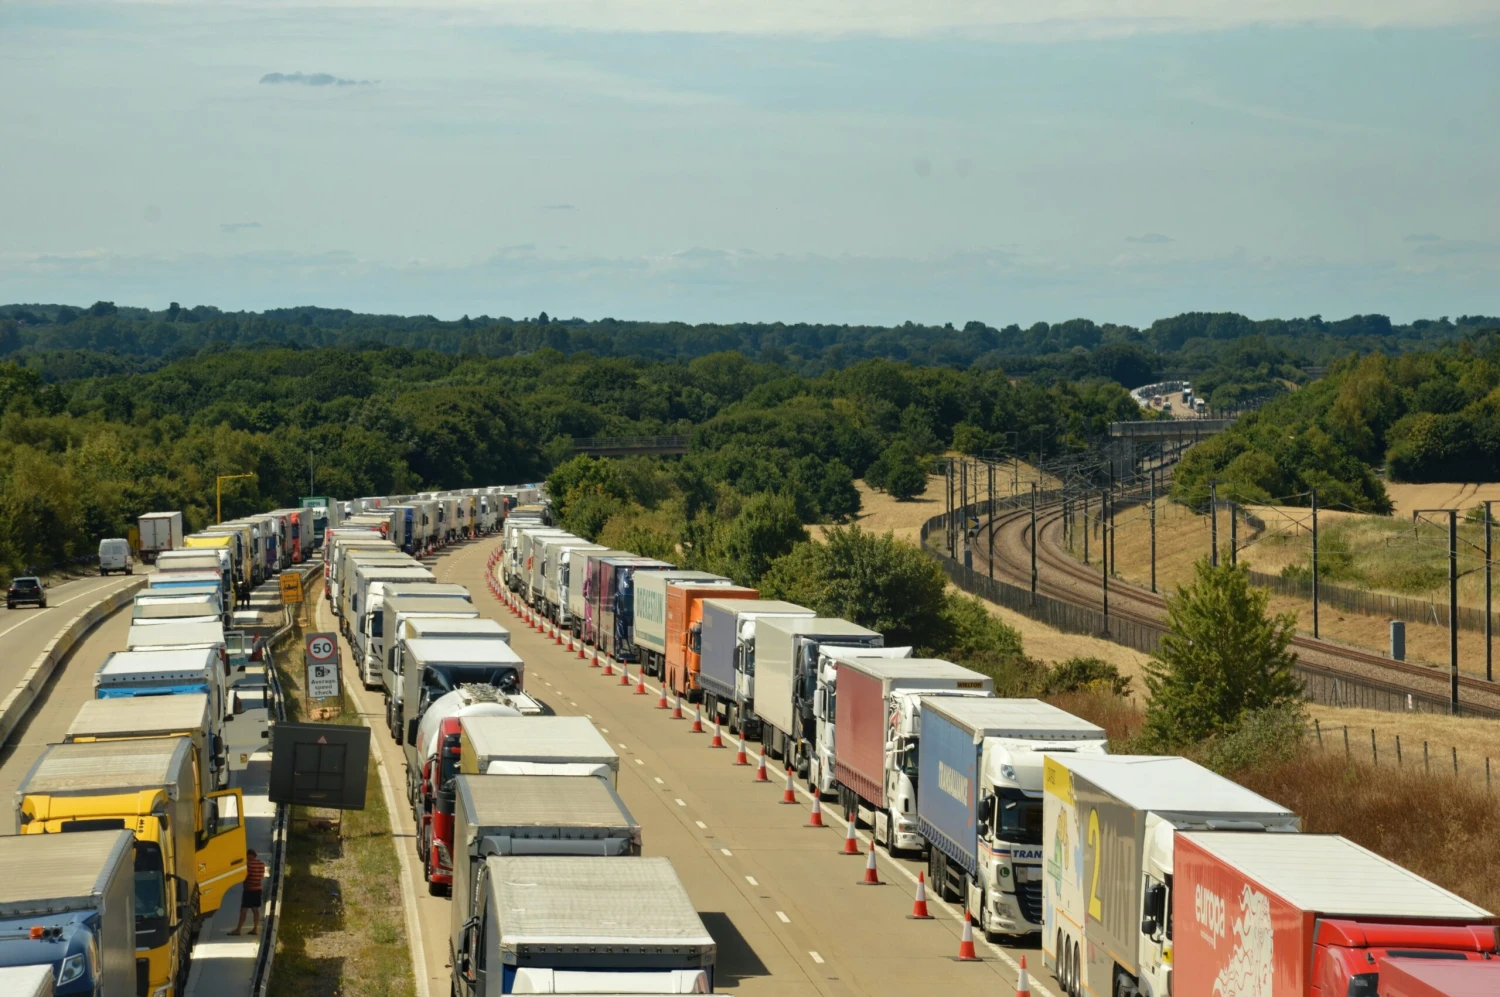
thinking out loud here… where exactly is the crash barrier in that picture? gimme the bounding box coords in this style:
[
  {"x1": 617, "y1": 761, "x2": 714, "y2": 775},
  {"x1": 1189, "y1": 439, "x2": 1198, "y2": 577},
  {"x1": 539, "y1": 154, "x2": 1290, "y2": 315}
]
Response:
[{"x1": 0, "y1": 577, "x2": 148, "y2": 748}]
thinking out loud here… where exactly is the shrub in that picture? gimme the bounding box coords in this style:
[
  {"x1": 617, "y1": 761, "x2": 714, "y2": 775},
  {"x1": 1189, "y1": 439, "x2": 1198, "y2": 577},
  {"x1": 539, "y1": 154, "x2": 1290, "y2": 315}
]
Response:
[{"x1": 1045, "y1": 657, "x2": 1131, "y2": 697}]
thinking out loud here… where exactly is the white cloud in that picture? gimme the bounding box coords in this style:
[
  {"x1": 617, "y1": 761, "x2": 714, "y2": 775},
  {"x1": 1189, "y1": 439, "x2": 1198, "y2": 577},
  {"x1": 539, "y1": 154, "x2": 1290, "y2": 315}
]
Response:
[{"x1": 78, "y1": 0, "x2": 1500, "y2": 38}]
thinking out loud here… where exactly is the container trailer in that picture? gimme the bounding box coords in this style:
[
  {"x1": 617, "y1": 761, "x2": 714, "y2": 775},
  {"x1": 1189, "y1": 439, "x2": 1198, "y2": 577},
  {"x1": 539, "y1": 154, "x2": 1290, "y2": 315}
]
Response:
[
  {"x1": 136, "y1": 511, "x2": 184, "y2": 564},
  {"x1": 811, "y1": 646, "x2": 914, "y2": 798},
  {"x1": 754, "y1": 616, "x2": 882, "y2": 774}
]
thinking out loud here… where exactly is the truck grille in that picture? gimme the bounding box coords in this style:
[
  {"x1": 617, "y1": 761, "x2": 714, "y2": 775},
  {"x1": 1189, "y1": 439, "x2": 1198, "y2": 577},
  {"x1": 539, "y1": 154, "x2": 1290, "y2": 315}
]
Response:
[{"x1": 1016, "y1": 881, "x2": 1043, "y2": 925}]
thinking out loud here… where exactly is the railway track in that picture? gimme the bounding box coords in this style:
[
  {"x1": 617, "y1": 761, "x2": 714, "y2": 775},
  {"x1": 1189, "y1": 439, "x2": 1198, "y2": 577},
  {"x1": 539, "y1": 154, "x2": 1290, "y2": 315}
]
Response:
[{"x1": 968, "y1": 497, "x2": 1500, "y2": 717}]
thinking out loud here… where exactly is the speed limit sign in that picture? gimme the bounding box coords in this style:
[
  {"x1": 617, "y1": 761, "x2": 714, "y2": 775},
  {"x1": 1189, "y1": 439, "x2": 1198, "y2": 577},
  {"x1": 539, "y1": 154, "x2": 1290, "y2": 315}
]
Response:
[{"x1": 305, "y1": 631, "x2": 341, "y2": 701}]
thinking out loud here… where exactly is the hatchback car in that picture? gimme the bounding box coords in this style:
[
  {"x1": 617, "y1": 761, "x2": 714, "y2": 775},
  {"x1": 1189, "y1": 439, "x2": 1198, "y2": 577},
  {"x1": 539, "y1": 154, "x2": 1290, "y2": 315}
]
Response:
[{"x1": 6, "y1": 576, "x2": 46, "y2": 609}]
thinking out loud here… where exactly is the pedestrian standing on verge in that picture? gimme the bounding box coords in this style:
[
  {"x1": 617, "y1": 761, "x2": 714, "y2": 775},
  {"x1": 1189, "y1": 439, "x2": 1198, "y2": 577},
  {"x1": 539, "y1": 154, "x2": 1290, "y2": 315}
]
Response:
[{"x1": 229, "y1": 849, "x2": 266, "y2": 935}]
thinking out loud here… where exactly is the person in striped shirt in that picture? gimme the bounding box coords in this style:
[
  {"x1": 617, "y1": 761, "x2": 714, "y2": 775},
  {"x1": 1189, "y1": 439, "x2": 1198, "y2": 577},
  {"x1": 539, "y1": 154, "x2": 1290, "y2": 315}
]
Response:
[{"x1": 229, "y1": 849, "x2": 266, "y2": 935}]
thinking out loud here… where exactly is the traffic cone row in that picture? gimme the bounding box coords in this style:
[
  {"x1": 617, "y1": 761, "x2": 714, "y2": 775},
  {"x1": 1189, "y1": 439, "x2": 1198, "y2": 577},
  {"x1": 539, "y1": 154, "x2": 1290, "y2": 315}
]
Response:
[
  {"x1": 955, "y1": 912, "x2": 980, "y2": 962},
  {"x1": 780, "y1": 767, "x2": 797, "y2": 804},
  {"x1": 907, "y1": 872, "x2": 933, "y2": 919},
  {"x1": 754, "y1": 754, "x2": 769, "y2": 782},
  {"x1": 806, "y1": 796, "x2": 825, "y2": 828},
  {"x1": 858, "y1": 842, "x2": 882, "y2": 885},
  {"x1": 733, "y1": 741, "x2": 750, "y2": 766},
  {"x1": 709, "y1": 722, "x2": 724, "y2": 748},
  {"x1": 690, "y1": 706, "x2": 704, "y2": 734},
  {"x1": 839, "y1": 816, "x2": 859, "y2": 852}
]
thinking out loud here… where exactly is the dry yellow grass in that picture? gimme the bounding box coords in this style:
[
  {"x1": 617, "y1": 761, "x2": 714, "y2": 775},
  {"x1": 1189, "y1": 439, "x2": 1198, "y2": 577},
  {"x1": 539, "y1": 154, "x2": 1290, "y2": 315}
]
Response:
[
  {"x1": 1306, "y1": 704, "x2": 1500, "y2": 782},
  {"x1": 1384, "y1": 482, "x2": 1500, "y2": 517}
]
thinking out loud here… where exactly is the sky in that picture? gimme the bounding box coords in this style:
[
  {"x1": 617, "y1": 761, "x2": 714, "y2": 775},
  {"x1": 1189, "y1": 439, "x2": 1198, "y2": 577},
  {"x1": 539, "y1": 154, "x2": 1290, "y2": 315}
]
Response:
[{"x1": 1, "y1": 1, "x2": 1497, "y2": 327}]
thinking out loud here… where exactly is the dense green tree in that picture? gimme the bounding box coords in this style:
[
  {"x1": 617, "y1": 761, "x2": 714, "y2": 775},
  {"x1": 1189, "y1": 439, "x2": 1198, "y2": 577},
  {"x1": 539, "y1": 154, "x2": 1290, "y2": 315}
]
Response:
[
  {"x1": 1143, "y1": 559, "x2": 1303, "y2": 748},
  {"x1": 711, "y1": 493, "x2": 808, "y2": 585},
  {"x1": 882, "y1": 444, "x2": 928, "y2": 501}
]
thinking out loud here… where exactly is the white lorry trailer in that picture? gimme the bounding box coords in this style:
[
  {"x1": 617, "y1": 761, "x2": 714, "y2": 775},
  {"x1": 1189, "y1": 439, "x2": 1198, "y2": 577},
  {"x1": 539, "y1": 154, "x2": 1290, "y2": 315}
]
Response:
[
  {"x1": 452, "y1": 856, "x2": 715, "y2": 997},
  {"x1": 917, "y1": 697, "x2": 1108, "y2": 939},
  {"x1": 458, "y1": 715, "x2": 619, "y2": 784},
  {"x1": 810, "y1": 646, "x2": 914, "y2": 798},
  {"x1": 754, "y1": 617, "x2": 883, "y2": 775},
  {"x1": 138, "y1": 511, "x2": 185, "y2": 564}
]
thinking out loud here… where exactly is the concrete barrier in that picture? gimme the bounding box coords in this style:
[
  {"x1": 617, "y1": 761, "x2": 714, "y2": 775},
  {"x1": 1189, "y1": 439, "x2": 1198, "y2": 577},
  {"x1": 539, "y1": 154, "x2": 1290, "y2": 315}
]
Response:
[{"x1": 0, "y1": 578, "x2": 147, "y2": 747}]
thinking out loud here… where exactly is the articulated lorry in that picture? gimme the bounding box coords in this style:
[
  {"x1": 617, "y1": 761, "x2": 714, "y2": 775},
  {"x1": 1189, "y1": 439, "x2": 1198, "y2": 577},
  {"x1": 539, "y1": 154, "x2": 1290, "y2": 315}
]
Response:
[
  {"x1": 698, "y1": 599, "x2": 814, "y2": 739},
  {"x1": 446, "y1": 775, "x2": 641, "y2": 961},
  {"x1": 662, "y1": 584, "x2": 757, "y2": 701},
  {"x1": 361, "y1": 584, "x2": 472, "y2": 688},
  {"x1": 916, "y1": 697, "x2": 1107, "y2": 940},
  {"x1": 1167, "y1": 832, "x2": 1498, "y2": 997},
  {"x1": 754, "y1": 617, "x2": 882, "y2": 774},
  {"x1": 137, "y1": 512, "x2": 185, "y2": 564},
  {"x1": 0, "y1": 830, "x2": 136, "y2": 997},
  {"x1": 566, "y1": 549, "x2": 629, "y2": 643},
  {"x1": 528, "y1": 533, "x2": 584, "y2": 616},
  {"x1": 630, "y1": 570, "x2": 730, "y2": 679},
  {"x1": 68, "y1": 694, "x2": 225, "y2": 793},
  {"x1": 459, "y1": 715, "x2": 619, "y2": 784},
  {"x1": 832, "y1": 657, "x2": 992, "y2": 852},
  {"x1": 300, "y1": 496, "x2": 343, "y2": 546},
  {"x1": 452, "y1": 856, "x2": 715, "y2": 997},
  {"x1": 133, "y1": 592, "x2": 222, "y2": 626},
  {"x1": 1042, "y1": 754, "x2": 1303, "y2": 997},
  {"x1": 598, "y1": 558, "x2": 675, "y2": 663},
  {"x1": 94, "y1": 649, "x2": 230, "y2": 768},
  {"x1": 16, "y1": 738, "x2": 247, "y2": 997},
  {"x1": 386, "y1": 618, "x2": 509, "y2": 739},
  {"x1": 541, "y1": 540, "x2": 604, "y2": 626},
  {"x1": 810, "y1": 646, "x2": 913, "y2": 798}
]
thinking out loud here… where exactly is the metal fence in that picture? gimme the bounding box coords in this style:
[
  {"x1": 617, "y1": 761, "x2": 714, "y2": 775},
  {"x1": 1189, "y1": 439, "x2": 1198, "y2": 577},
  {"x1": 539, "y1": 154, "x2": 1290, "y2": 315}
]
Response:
[{"x1": 1246, "y1": 568, "x2": 1499, "y2": 635}]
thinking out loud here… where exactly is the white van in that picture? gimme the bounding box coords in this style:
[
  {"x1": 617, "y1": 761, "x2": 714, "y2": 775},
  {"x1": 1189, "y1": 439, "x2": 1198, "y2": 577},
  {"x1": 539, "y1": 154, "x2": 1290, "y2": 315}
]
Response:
[{"x1": 98, "y1": 537, "x2": 134, "y2": 576}]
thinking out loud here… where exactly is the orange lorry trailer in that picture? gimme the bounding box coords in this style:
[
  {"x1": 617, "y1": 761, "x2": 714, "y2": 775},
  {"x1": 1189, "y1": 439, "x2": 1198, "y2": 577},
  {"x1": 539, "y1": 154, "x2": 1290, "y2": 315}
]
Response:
[{"x1": 663, "y1": 584, "x2": 756, "y2": 699}]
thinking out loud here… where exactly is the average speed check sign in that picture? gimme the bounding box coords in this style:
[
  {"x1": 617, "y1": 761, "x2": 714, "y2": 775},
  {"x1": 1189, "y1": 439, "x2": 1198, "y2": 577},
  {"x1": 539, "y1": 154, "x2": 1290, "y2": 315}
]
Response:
[{"x1": 305, "y1": 631, "x2": 341, "y2": 701}]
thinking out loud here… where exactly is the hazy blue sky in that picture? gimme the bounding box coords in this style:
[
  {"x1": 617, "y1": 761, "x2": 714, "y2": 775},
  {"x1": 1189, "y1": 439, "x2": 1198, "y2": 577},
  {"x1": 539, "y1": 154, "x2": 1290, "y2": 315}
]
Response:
[{"x1": 2, "y1": 2, "x2": 1497, "y2": 325}]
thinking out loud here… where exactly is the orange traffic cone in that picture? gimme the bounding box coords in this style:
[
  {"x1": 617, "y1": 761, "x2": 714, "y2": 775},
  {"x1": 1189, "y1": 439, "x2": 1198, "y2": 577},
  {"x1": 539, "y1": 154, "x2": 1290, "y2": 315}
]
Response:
[
  {"x1": 1016, "y1": 955, "x2": 1030, "y2": 994},
  {"x1": 733, "y1": 741, "x2": 750, "y2": 766},
  {"x1": 566, "y1": 635, "x2": 574, "y2": 651},
  {"x1": 954, "y1": 912, "x2": 980, "y2": 962},
  {"x1": 858, "y1": 842, "x2": 882, "y2": 885},
  {"x1": 690, "y1": 706, "x2": 704, "y2": 733},
  {"x1": 578, "y1": 643, "x2": 587, "y2": 660},
  {"x1": 805, "y1": 796, "x2": 826, "y2": 829},
  {"x1": 656, "y1": 689, "x2": 670, "y2": 709},
  {"x1": 754, "y1": 754, "x2": 769, "y2": 782},
  {"x1": 839, "y1": 814, "x2": 859, "y2": 851},
  {"x1": 553, "y1": 629, "x2": 562, "y2": 645},
  {"x1": 635, "y1": 673, "x2": 649, "y2": 696},
  {"x1": 780, "y1": 767, "x2": 797, "y2": 804},
  {"x1": 709, "y1": 722, "x2": 724, "y2": 748},
  {"x1": 670, "y1": 696, "x2": 684, "y2": 720},
  {"x1": 619, "y1": 665, "x2": 632, "y2": 686},
  {"x1": 907, "y1": 871, "x2": 934, "y2": 919},
  {"x1": 601, "y1": 657, "x2": 613, "y2": 676}
]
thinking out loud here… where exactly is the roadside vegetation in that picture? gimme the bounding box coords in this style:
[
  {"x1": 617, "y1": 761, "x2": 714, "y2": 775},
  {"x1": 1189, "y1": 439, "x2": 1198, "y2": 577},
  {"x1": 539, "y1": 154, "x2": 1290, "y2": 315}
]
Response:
[{"x1": 270, "y1": 618, "x2": 415, "y2": 997}]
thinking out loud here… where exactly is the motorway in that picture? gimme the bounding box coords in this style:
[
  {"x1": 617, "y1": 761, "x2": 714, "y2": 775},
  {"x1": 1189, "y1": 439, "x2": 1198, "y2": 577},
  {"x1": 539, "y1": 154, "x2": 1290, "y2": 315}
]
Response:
[
  {"x1": 326, "y1": 537, "x2": 1061, "y2": 997},
  {"x1": 0, "y1": 571, "x2": 147, "y2": 692},
  {"x1": 975, "y1": 500, "x2": 1500, "y2": 715}
]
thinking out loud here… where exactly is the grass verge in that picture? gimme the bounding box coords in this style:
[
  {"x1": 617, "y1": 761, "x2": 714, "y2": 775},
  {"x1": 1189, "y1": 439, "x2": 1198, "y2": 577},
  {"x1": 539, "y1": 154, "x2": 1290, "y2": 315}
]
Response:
[{"x1": 268, "y1": 621, "x2": 416, "y2": 997}]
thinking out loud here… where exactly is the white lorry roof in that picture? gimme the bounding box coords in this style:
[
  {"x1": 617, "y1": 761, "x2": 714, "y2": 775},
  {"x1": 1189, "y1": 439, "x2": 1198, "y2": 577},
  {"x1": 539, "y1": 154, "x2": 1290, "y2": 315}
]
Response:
[
  {"x1": 125, "y1": 621, "x2": 225, "y2": 649},
  {"x1": 0, "y1": 829, "x2": 135, "y2": 909},
  {"x1": 700, "y1": 598, "x2": 810, "y2": 616},
  {"x1": 463, "y1": 716, "x2": 616, "y2": 766},
  {"x1": 403, "y1": 618, "x2": 509, "y2": 640},
  {"x1": 1058, "y1": 755, "x2": 1294, "y2": 817},
  {"x1": 1182, "y1": 832, "x2": 1492, "y2": 919},
  {"x1": 457, "y1": 774, "x2": 636, "y2": 829},
  {"x1": 19, "y1": 738, "x2": 190, "y2": 796},
  {"x1": 923, "y1": 697, "x2": 1105, "y2": 741},
  {"x1": 68, "y1": 695, "x2": 210, "y2": 738},
  {"x1": 406, "y1": 638, "x2": 523, "y2": 665},
  {"x1": 149, "y1": 571, "x2": 222, "y2": 585},
  {"x1": 842, "y1": 657, "x2": 991, "y2": 684},
  {"x1": 98, "y1": 647, "x2": 217, "y2": 677},
  {"x1": 488, "y1": 856, "x2": 714, "y2": 950}
]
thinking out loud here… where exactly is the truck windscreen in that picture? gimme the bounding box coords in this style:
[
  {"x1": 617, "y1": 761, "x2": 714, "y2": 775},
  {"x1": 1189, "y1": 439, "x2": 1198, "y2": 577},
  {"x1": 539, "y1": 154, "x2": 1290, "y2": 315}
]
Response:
[
  {"x1": 133, "y1": 842, "x2": 169, "y2": 948},
  {"x1": 424, "y1": 665, "x2": 520, "y2": 699},
  {"x1": 998, "y1": 789, "x2": 1043, "y2": 845}
]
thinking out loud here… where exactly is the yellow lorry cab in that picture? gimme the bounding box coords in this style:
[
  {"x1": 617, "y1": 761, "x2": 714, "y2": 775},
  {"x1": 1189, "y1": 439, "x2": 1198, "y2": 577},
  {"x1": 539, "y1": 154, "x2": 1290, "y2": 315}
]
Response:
[{"x1": 15, "y1": 737, "x2": 246, "y2": 997}]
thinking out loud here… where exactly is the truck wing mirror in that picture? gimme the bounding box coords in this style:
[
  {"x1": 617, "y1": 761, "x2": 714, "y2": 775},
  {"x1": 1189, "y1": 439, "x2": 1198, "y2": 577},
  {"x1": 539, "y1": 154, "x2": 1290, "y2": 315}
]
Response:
[
  {"x1": 407, "y1": 718, "x2": 420, "y2": 747},
  {"x1": 1140, "y1": 917, "x2": 1159, "y2": 937}
]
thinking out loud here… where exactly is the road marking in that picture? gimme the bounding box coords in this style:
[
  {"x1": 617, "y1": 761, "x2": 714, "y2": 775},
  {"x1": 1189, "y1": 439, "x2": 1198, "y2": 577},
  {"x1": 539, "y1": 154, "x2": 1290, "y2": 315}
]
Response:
[
  {"x1": 635, "y1": 759, "x2": 644, "y2": 766},
  {"x1": 569, "y1": 701, "x2": 578, "y2": 707},
  {"x1": 720, "y1": 848, "x2": 733, "y2": 856},
  {"x1": 600, "y1": 727, "x2": 609, "y2": 734},
  {"x1": 745, "y1": 875, "x2": 758, "y2": 886},
  {"x1": 695, "y1": 820, "x2": 707, "y2": 829},
  {"x1": 617, "y1": 742, "x2": 627, "y2": 748},
  {"x1": 809, "y1": 952, "x2": 825, "y2": 965},
  {"x1": 654, "y1": 777, "x2": 664, "y2": 784},
  {"x1": 0, "y1": 576, "x2": 126, "y2": 641},
  {"x1": 675, "y1": 799, "x2": 686, "y2": 807},
  {"x1": 776, "y1": 911, "x2": 791, "y2": 923},
  {"x1": 585, "y1": 714, "x2": 593, "y2": 719}
]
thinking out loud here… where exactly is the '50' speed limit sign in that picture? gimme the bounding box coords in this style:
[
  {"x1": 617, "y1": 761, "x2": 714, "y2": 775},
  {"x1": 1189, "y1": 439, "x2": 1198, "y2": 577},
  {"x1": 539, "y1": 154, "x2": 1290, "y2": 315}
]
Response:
[{"x1": 305, "y1": 631, "x2": 341, "y2": 700}]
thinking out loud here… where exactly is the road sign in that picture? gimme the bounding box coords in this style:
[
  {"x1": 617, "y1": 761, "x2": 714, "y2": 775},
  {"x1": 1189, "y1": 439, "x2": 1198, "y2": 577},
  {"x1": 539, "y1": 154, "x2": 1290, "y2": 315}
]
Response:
[
  {"x1": 280, "y1": 572, "x2": 304, "y2": 604},
  {"x1": 269, "y1": 722, "x2": 369, "y2": 810},
  {"x1": 305, "y1": 631, "x2": 340, "y2": 700}
]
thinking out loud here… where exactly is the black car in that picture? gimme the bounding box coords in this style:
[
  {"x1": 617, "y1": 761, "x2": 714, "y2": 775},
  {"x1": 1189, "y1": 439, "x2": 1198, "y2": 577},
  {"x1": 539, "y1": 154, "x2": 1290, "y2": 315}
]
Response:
[{"x1": 6, "y1": 576, "x2": 46, "y2": 609}]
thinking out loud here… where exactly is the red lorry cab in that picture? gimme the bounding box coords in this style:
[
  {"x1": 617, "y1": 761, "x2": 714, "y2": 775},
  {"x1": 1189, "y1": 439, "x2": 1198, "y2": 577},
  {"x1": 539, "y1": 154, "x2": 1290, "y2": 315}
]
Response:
[
  {"x1": 1175, "y1": 832, "x2": 1497, "y2": 997},
  {"x1": 1378, "y1": 958, "x2": 1500, "y2": 997},
  {"x1": 419, "y1": 716, "x2": 465, "y2": 892}
]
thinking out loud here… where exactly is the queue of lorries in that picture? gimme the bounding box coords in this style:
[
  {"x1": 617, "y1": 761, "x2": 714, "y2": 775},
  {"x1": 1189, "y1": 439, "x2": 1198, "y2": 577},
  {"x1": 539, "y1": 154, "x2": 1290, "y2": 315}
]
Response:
[
  {"x1": 321, "y1": 485, "x2": 721, "y2": 996},
  {"x1": 500, "y1": 504, "x2": 1500, "y2": 997}
]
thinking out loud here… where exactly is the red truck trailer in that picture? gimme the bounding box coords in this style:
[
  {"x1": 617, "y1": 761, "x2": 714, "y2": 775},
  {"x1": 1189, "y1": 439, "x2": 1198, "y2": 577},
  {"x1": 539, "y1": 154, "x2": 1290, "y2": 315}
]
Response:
[
  {"x1": 1379, "y1": 959, "x2": 1500, "y2": 997},
  {"x1": 1175, "y1": 832, "x2": 1497, "y2": 997}
]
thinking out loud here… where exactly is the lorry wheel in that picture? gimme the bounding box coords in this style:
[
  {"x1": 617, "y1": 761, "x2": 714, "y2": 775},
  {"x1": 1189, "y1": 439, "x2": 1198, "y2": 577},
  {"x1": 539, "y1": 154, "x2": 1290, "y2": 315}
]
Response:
[{"x1": 1072, "y1": 940, "x2": 1082, "y2": 997}]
